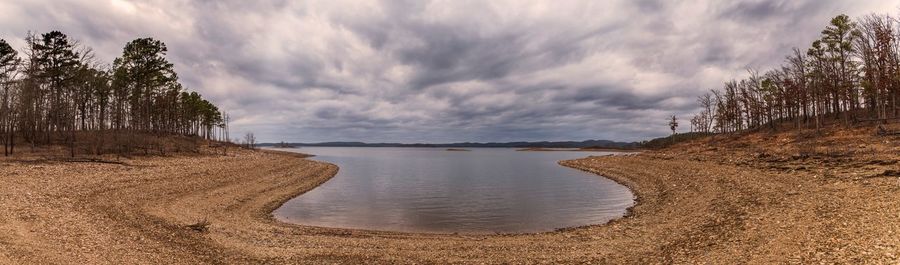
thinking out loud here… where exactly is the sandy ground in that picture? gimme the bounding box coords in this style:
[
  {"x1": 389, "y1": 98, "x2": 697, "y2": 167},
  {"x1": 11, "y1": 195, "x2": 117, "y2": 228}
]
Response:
[{"x1": 1, "y1": 130, "x2": 899, "y2": 263}]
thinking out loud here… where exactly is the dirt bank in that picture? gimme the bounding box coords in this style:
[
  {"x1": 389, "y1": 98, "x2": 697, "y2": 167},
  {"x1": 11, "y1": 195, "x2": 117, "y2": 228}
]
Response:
[{"x1": 1, "y1": 140, "x2": 898, "y2": 263}]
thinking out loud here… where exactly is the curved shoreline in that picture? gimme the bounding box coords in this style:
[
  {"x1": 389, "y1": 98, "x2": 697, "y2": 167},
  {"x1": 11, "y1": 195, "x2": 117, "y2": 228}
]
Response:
[
  {"x1": 269, "y1": 149, "x2": 636, "y2": 235},
  {"x1": 2, "y1": 148, "x2": 898, "y2": 263},
  {"x1": 255, "y1": 150, "x2": 339, "y2": 225},
  {"x1": 558, "y1": 158, "x2": 641, "y2": 225}
]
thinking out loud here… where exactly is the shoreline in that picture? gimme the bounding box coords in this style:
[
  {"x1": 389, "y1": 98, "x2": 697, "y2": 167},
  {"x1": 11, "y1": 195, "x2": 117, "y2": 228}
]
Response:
[
  {"x1": 517, "y1": 147, "x2": 642, "y2": 152},
  {"x1": 252, "y1": 149, "x2": 339, "y2": 226},
  {"x1": 268, "y1": 149, "x2": 634, "y2": 235},
  {"x1": 2, "y1": 147, "x2": 898, "y2": 263},
  {"x1": 558, "y1": 159, "x2": 642, "y2": 224}
]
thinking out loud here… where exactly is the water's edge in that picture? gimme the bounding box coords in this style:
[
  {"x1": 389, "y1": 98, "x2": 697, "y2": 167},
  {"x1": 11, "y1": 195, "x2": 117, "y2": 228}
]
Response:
[{"x1": 267, "y1": 148, "x2": 637, "y2": 235}]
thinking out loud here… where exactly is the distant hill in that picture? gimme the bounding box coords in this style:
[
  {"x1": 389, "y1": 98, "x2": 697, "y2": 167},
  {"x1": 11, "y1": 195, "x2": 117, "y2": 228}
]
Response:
[{"x1": 258, "y1": 139, "x2": 641, "y2": 149}]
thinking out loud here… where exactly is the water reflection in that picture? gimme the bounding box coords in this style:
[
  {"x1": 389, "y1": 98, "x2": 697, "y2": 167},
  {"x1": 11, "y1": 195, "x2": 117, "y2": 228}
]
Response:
[{"x1": 272, "y1": 147, "x2": 634, "y2": 234}]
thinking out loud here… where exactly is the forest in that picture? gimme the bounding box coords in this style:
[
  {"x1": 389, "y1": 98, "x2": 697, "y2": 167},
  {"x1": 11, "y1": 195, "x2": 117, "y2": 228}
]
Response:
[
  {"x1": 691, "y1": 14, "x2": 900, "y2": 134},
  {"x1": 0, "y1": 31, "x2": 226, "y2": 157}
]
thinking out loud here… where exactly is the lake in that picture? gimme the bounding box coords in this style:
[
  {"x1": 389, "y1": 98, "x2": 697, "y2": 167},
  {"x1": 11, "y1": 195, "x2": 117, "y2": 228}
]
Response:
[{"x1": 271, "y1": 147, "x2": 634, "y2": 234}]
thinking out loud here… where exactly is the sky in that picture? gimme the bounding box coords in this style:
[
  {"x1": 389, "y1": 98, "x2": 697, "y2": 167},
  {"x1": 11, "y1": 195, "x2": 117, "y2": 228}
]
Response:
[{"x1": 2, "y1": 0, "x2": 899, "y2": 143}]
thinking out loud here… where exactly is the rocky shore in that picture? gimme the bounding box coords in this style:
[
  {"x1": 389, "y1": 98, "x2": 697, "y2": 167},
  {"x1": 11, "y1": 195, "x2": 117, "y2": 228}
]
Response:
[{"x1": 1, "y1": 130, "x2": 898, "y2": 263}]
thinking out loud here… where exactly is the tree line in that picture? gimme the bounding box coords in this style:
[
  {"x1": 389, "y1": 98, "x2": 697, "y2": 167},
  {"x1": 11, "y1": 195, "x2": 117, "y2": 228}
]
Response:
[
  {"x1": 691, "y1": 14, "x2": 900, "y2": 134},
  {"x1": 0, "y1": 31, "x2": 226, "y2": 156}
]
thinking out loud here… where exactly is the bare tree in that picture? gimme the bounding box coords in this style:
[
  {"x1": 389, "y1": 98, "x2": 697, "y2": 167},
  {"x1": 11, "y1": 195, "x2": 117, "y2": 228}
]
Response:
[
  {"x1": 693, "y1": 13, "x2": 900, "y2": 135},
  {"x1": 669, "y1": 115, "x2": 678, "y2": 135},
  {"x1": 244, "y1": 132, "x2": 256, "y2": 149},
  {"x1": 0, "y1": 39, "x2": 20, "y2": 156}
]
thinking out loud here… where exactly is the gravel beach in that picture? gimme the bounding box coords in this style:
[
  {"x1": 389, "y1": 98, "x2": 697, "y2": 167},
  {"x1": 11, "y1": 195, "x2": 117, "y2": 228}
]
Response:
[{"x1": 1, "y1": 133, "x2": 898, "y2": 263}]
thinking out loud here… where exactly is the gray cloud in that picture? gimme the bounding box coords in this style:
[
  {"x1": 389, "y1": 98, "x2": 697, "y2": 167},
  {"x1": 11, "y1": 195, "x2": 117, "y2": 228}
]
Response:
[{"x1": 2, "y1": 0, "x2": 899, "y2": 142}]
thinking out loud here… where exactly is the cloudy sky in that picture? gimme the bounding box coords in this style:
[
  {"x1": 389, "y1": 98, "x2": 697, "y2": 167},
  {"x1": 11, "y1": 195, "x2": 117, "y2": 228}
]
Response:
[{"x1": 2, "y1": 0, "x2": 899, "y2": 143}]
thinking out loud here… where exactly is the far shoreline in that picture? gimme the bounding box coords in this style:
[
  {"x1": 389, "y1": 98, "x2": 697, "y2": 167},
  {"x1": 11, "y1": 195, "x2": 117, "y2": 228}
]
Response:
[
  {"x1": 516, "y1": 147, "x2": 643, "y2": 152},
  {"x1": 267, "y1": 146, "x2": 643, "y2": 152}
]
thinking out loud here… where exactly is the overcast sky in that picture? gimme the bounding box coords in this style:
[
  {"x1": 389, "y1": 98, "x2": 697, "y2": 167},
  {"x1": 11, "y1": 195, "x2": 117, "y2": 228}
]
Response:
[{"x1": 2, "y1": 0, "x2": 899, "y2": 143}]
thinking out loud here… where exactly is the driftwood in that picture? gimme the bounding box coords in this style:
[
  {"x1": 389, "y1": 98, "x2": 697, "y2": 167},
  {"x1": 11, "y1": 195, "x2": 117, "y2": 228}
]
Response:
[
  {"x1": 857, "y1": 118, "x2": 897, "y2": 122},
  {"x1": 186, "y1": 219, "x2": 211, "y2": 233},
  {"x1": 61, "y1": 158, "x2": 128, "y2": 165},
  {"x1": 866, "y1": 169, "x2": 900, "y2": 179},
  {"x1": 876, "y1": 125, "x2": 900, "y2": 136}
]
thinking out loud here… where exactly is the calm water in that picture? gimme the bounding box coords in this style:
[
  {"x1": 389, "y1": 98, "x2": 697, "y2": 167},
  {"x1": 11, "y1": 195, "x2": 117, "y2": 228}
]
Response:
[{"x1": 272, "y1": 147, "x2": 634, "y2": 234}]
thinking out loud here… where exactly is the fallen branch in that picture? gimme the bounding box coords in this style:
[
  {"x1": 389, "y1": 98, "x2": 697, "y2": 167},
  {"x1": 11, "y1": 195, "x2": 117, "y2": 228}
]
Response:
[
  {"x1": 186, "y1": 218, "x2": 211, "y2": 233},
  {"x1": 876, "y1": 125, "x2": 900, "y2": 136},
  {"x1": 61, "y1": 158, "x2": 128, "y2": 165}
]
